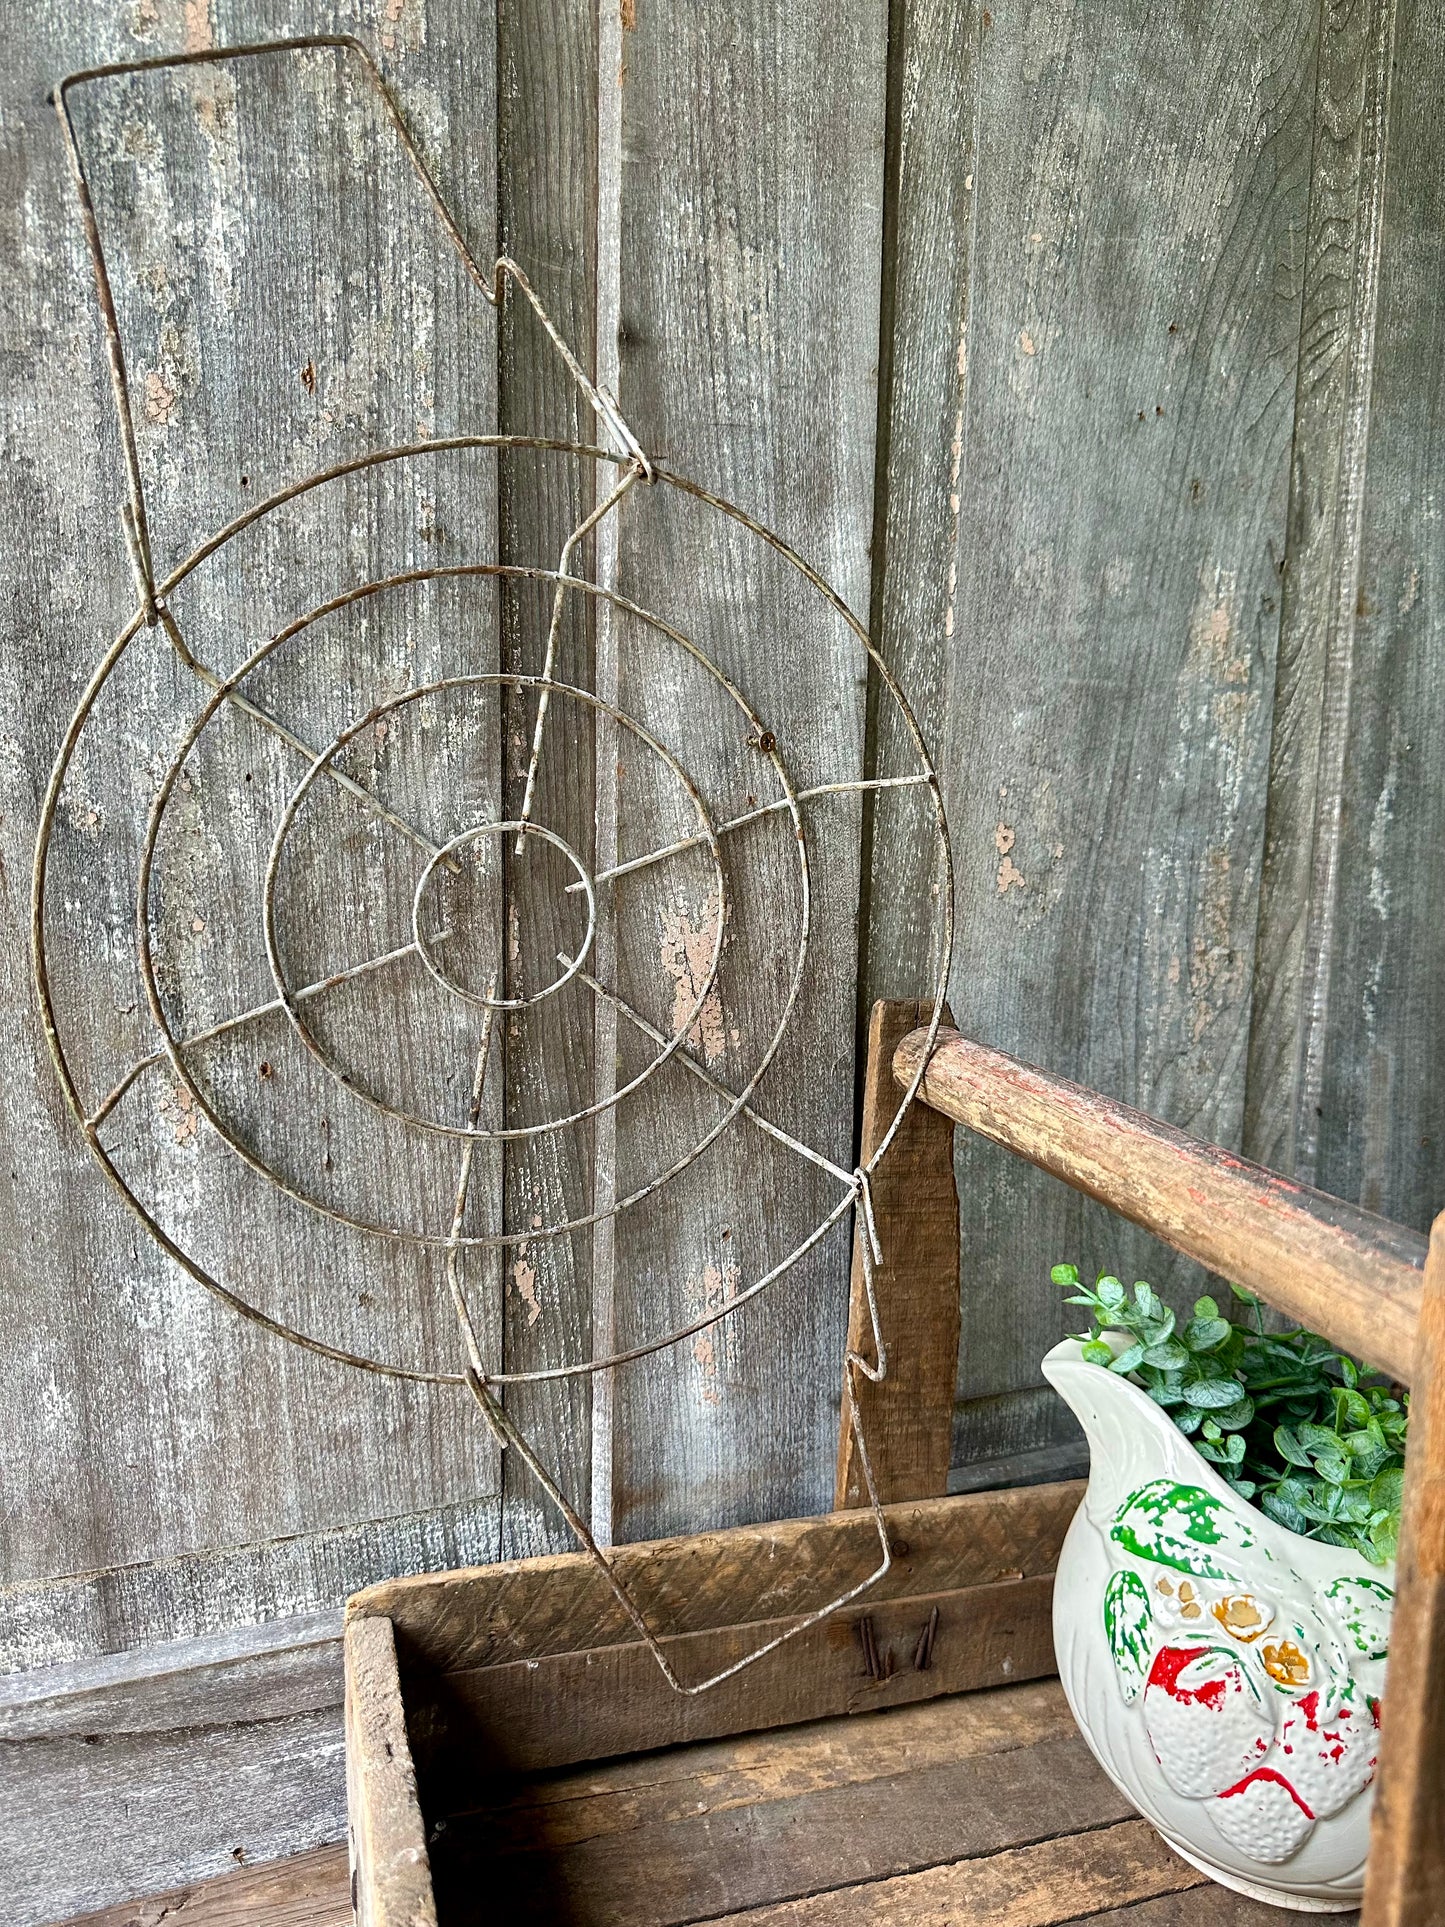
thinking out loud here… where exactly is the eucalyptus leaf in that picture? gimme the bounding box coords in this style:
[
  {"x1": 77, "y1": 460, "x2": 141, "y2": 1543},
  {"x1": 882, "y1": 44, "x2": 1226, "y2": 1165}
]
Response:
[
  {"x1": 1143, "y1": 1339, "x2": 1189, "y2": 1371},
  {"x1": 1183, "y1": 1377, "x2": 1250, "y2": 1410},
  {"x1": 1056, "y1": 1263, "x2": 1408, "y2": 1566}
]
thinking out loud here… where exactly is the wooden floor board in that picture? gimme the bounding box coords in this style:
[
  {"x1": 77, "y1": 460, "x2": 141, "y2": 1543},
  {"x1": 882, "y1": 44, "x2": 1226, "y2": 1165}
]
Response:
[
  {"x1": 428, "y1": 1682, "x2": 1337, "y2": 1926},
  {"x1": 51, "y1": 1845, "x2": 350, "y2": 1927},
  {"x1": 58, "y1": 1682, "x2": 1357, "y2": 1927}
]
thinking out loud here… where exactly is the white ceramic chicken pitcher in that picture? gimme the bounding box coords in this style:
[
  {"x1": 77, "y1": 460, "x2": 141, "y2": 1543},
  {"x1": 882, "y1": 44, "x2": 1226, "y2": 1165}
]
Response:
[{"x1": 1042, "y1": 1335, "x2": 1395, "y2": 1912}]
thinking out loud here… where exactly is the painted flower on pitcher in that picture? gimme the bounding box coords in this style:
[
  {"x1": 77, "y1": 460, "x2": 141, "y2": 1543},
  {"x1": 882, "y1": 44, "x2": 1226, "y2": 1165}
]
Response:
[{"x1": 1104, "y1": 1479, "x2": 1389, "y2": 1865}]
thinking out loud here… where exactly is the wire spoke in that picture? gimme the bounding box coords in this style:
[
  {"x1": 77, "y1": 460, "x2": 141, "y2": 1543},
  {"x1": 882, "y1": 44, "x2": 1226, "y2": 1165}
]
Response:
[
  {"x1": 515, "y1": 465, "x2": 643, "y2": 850},
  {"x1": 86, "y1": 938, "x2": 426, "y2": 1130},
  {"x1": 566, "y1": 774, "x2": 933, "y2": 894},
  {"x1": 444, "y1": 992, "x2": 501, "y2": 1379},
  {"x1": 561, "y1": 956, "x2": 854, "y2": 1190},
  {"x1": 157, "y1": 603, "x2": 456, "y2": 869}
]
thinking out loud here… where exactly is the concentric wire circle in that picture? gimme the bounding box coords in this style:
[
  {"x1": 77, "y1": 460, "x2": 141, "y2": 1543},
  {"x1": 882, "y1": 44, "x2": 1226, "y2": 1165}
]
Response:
[{"x1": 34, "y1": 436, "x2": 954, "y2": 1387}]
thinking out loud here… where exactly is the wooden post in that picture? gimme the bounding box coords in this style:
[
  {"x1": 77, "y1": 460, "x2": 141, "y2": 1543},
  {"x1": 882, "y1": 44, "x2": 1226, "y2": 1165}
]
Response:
[
  {"x1": 1362, "y1": 1210, "x2": 1445, "y2": 1927},
  {"x1": 835, "y1": 1000, "x2": 961, "y2": 1508}
]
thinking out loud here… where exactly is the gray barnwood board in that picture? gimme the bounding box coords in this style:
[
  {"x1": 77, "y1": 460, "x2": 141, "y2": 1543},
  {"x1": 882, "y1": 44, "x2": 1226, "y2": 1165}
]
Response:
[
  {"x1": 598, "y1": 0, "x2": 887, "y2": 1542},
  {"x1": 0, "y1": 1613, "x2": 346, "y2": 1927},
  {"x1": 494, "y1": 0, "x2": 600, "y2": 1564},
  {"x1": 1307, "y1": 0, "x2": 1445, "y2": 1232},
  {"x1": 1244, "y1": 0, "x2": 1397, "y2": 1188},
  {"x1": 0, "y1": 1495, "x2": 516, "y2": 1675},
  {"x1": 3, "y1": 4, "x2": 500, "y2": 1625},
  {"x1": 866, "y1": 0, "x2": 1320, "y2": 1471}
]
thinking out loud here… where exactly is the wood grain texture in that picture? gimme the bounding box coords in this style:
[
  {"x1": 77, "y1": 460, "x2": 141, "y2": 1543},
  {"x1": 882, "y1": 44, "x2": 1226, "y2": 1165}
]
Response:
[
  {"x1": 345, "y1": 1616, "x2": 435, "y2": 1927},
  {"x1": 1301, "y1": 0, "x2": 1445, "y2": 1241},
  {"x1": 430, "y1": 1684, "x2": 1134, "y2": 1924},
  {"x1": 897, "y1": 1025, "x2": 1426, "y2": 1382},
  {"x1": 55, "y1": 1844, "x2": 350, "y2": 1927},
  {"x1": 0, "y1": 1614, "x2": 346, "y2": 1927},
  {"x1": 1360, "y1": 1212, "x2": 1445, "y2": 1927},
  {"x1": 866, "y1": 0, "x2": 1320, "y2": 1476},
  {"x1": 836, "y1": 1000, "x2": 960, "y2": 1507},
  {"x1": 684, "y1": 1820, "x2": 1208, "y2": 1926},
  {"x1": 1244, "y1": 0, "x2": 1397, "y2": 1189},
  {"x1": 351, "y1": 1483, "x2": 1080, "y2": 1671},
  {"x1": 408, "y1": 1573, "x2": 1057, "y2": 1779},
  {"x1": 596, "y1": 0, "x2": 888, "y2": 1547},
  {"x1": 3, "y1": 0, "x2": 500, "y2": 1646},
  {"x1": 494, "y1": 0, "x2": 600, "y2": 1567}
]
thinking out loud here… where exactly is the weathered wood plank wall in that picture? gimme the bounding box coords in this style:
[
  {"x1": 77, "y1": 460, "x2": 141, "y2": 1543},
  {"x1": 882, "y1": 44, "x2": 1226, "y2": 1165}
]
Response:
[
  {"x1": 1, "y1": 0, "x2": 1442, "y2": 1918},
  {"x1": 868, "y1": 0, "x2": 1439, "y2": 1489}
]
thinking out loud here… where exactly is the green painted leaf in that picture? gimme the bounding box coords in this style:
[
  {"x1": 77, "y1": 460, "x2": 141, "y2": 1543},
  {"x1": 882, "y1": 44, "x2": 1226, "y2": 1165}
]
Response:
[
  {"x1": 1110, "y1": 1479, "x2": 1255, "y2": 1579},
  {"x1": 1103, "y1": 1569, "x2": 1153, "y2": 1702},
  {"x1": 1323, "y1": 1575, "x2": 1394, "y2": 1659}
]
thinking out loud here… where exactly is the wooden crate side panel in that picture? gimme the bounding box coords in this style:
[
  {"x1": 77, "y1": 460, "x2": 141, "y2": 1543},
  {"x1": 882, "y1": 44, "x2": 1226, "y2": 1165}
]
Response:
[
  {"x1": 413, "y1": 1574, "x2": 1057, "y2": 1779},
  {"x1": 346, "y1": 1615, "x2": 436, "y2": 1927},
  {"x1": 352, "y1": 1482, "x2": 1082, "y2": 1670},
  {"x1": 866, "y1": 0, "x2": 1321, "y2": 1477}
]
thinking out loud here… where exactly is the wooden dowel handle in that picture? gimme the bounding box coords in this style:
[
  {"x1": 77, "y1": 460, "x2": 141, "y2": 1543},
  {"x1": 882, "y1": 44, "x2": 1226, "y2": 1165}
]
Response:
[{"x1": 895, "y1": 1027, "x2": 1426, "y2": 1385}]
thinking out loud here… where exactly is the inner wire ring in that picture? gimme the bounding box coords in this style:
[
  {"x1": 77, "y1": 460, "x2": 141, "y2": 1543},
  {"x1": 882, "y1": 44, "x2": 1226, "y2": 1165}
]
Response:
[
  {"x1": 260, "y1": 669, "x2": 729, "y2": 1144},
  {"x1": 411, "y1": 819, "x2": 596, "y2": 1012}
]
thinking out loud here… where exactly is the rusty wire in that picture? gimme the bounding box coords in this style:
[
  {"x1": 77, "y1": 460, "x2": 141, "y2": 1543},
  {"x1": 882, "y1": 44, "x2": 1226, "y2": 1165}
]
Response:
[{"x1": 33, "y1": 35, "x2": 955, "y2": 1695}]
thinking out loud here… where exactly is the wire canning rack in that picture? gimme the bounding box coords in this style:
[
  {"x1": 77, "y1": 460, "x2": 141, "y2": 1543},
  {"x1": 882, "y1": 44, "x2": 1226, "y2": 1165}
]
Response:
[{"x1": 33, "y1": 35, "x2": 954, "y2": 1694}]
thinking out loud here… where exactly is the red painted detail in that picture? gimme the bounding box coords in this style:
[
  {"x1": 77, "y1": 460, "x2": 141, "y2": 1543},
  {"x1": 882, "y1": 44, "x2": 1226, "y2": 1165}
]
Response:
[
  {"x1": 1297, "y1": 1690, "x2": 1320, "y2": 1730},
  {"x1": 1147, "y1": 1645, "x2": 1229, "y2": 1706},
  {"x1": 1219, "y1": 1767, "x2": 1314, "y2": 1819}
]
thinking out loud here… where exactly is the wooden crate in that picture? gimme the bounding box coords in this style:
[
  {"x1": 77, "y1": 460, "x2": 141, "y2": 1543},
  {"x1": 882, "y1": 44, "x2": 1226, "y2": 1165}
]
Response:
[
  {"x1": 344, "y1": 1488, "x2": 1326, "y2": 1926},
  {"x1": 345, "y1": 1004, "x2": 1441, "y2": 1925}
]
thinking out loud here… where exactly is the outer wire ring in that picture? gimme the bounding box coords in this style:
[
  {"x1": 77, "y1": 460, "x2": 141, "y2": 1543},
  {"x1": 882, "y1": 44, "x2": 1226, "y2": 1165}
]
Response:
[{"x1": 34, "y1": 438, "x2": 954, "y2": 1385}]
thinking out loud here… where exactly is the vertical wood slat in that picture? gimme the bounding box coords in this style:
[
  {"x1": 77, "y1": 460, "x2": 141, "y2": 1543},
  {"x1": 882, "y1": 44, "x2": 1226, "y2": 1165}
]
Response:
[
  {"x1": 1243, "y1": 0, "x2": 1398, "y2": 1189},
  {"x1": 866, "y1": 0, "x2": 1322, "y2": 1481},
  {"x1": 1292, "y1": 0, "x2": 1445, "y2": 1239},
  {"x1": 597, "y1": 0, "x2": 889, "y2": 1545},
  {"x1": 836, "y1": 1000, "x2": 960, "y2": 1507},
  {"x1": 1361, "y1": 1210, "x2": 1445, "y2": 1927},
  {"x1": 344, "y1": 1614, "x2": 436, "y2": 1927},
  {"x1": 495, "y1": 0, "x2": 600, "y2": 1563},
  {"x1": 7, "y1": 6, "x2": 499, "y2": 1648}
]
